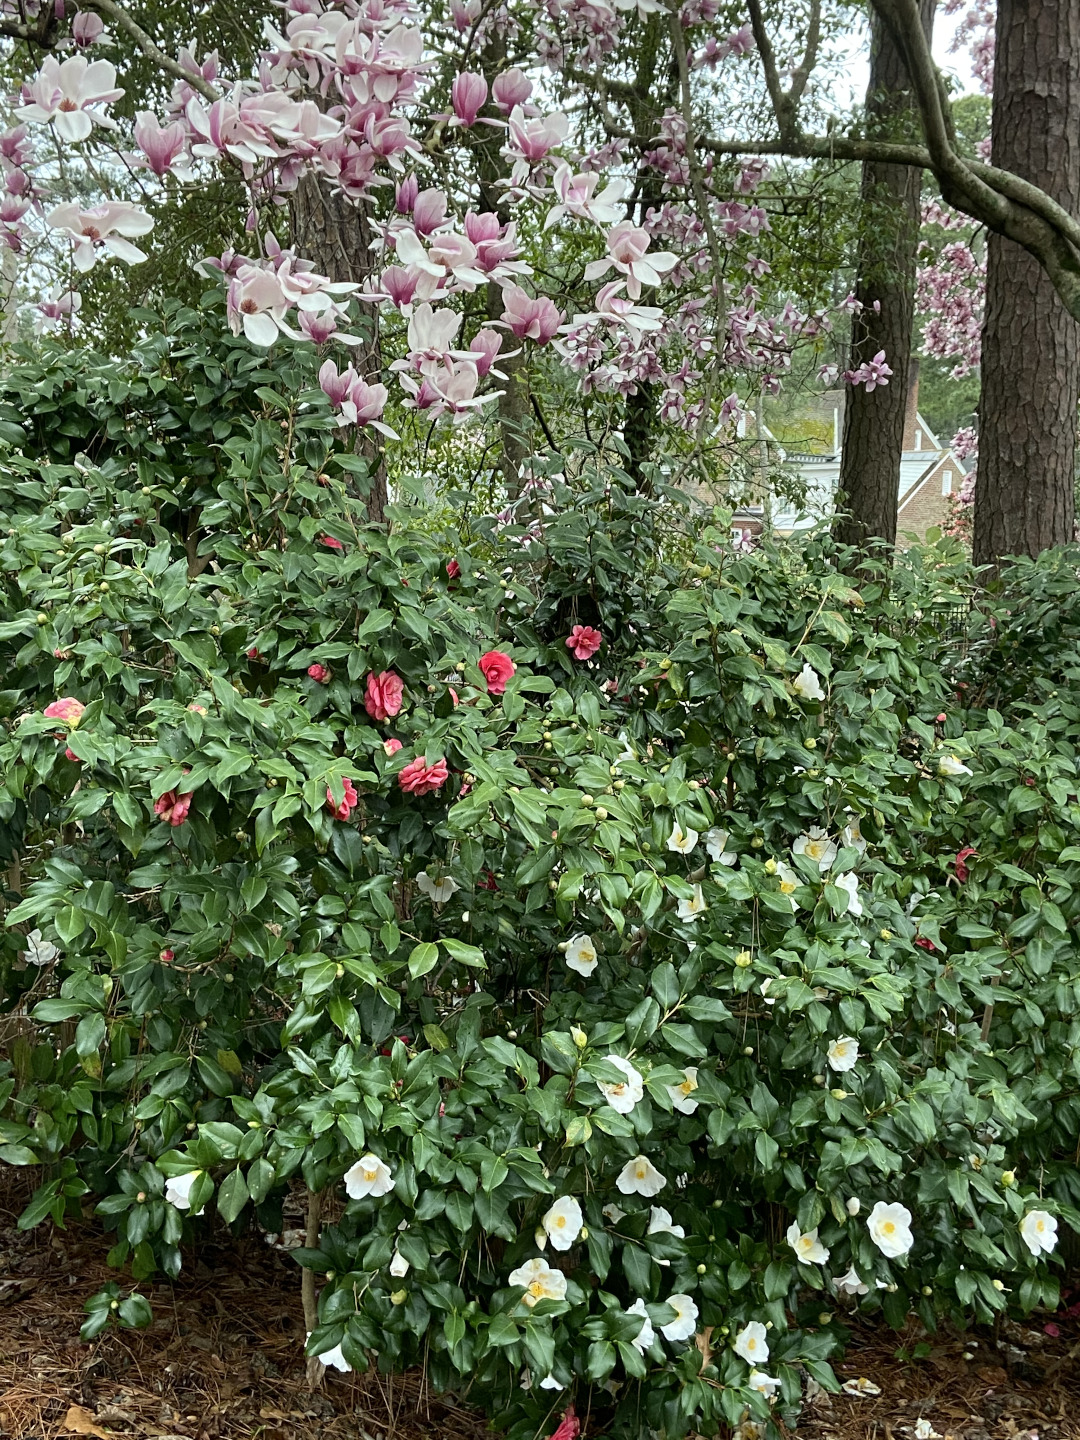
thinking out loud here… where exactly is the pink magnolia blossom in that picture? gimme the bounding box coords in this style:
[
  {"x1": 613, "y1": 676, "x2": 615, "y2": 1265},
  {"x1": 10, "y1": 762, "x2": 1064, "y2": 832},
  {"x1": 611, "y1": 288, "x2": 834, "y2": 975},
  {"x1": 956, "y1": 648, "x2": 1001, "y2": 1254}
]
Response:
[
  {"x1": 546, "y1": 164, "x2": 629, "y2": 228},
  {"x1": 35, "y1": 286, "x2": 80, "y2": 335},
  {"x1": 226, "y1": 265, "x2": 288, "y2": 346},
  {"x1": 469, "y1": 328, "x2": 511, "y2": 378},
  {"x1": 492, "y1": 68, "x2": 532, "y2": 114},
  {"x1": 500, "y1": 284, "x2": 563, "y2": 343},
  {"x1": 19, "y1": 56, "x2": 123, "y2": 142},
  {"x1": 326, "y1": 777, "x2": 359, "y2": 821},
  {"x1": 451, "y1": 72, "x2": 487, "y2": 128},
  {"x1": 503, "y1": 105, "x2": 569, "y2": 183},
  {"x1": 398, "y1": 358, "x2": 497, "y2": 418},
  {"x1": 566, "y1": 625, "x2": 602, "y2": 660},
  {"x1": 412, "y1": 187, "x2": 448, "y2": 236},
  {"x1": 134, "y1": 112, "x2": 191, "y2": 178},
  {"x1": 45, "y1": 201, "x2": 153, "y2": 271},
  {"x1": 365, "y1": 670, "x2": 404, "y2": 722},
  {"x1": 585, "y1": 222, "x2": 678, "y2": 300},
  {"x1": 318, "y1": 359, "x2": 397, "y2": 436},
  {"x1": 479, "y1": 650, "x2": 515, "y2": 694},
  {"x1": 846, "y1": 349, "x2": 893, "y2": 391},
  {"x1": 398, "y1": 757, "x2": 449, "y2": 795},
  {"x1": 72, "y1": 13, "x2": 108, "y2": 47}
]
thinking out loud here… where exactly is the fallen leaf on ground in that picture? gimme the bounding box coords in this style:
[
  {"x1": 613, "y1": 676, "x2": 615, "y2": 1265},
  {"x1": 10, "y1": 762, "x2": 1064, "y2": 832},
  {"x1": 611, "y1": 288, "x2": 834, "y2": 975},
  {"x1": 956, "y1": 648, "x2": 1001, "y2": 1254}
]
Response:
[{"x1": 62, "y1": 1405, "x2": 111, "y2": 1438}]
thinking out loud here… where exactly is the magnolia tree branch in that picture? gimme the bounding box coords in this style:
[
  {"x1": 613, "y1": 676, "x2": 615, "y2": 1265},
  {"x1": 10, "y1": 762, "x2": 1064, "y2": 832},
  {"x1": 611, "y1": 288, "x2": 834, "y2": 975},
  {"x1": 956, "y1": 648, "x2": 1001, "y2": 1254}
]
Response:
[{"x1": 81, "y1": 0, "x2": 219, "y2": 99}]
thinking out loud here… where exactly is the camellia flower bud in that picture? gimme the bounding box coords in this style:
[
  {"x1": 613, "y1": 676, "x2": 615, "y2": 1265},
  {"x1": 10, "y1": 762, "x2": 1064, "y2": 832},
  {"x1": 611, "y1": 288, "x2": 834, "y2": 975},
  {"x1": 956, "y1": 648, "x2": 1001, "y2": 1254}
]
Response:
[
  {"x1": 391, "y1": 1290, "x2": 407, "y2": 1305},
  {"x1": 764, "y1": 858, "x2": 777, "y2": 874},
  {"x1": 734, "y1": 950, "x2": 752, "y2": 967},
  {"x1": 571, "y1": 1026, "x2": 588, "y2": 1048},
  {"x1": 846, "y1": 1197, "x2": 860, "y2": 1216},
  {"x1": 830, "y1": 1088, "x2": 847, "y2": 1099},
  {"x1": 1001, "y1": 1169, "x2": 1016, "y2": 1187}
]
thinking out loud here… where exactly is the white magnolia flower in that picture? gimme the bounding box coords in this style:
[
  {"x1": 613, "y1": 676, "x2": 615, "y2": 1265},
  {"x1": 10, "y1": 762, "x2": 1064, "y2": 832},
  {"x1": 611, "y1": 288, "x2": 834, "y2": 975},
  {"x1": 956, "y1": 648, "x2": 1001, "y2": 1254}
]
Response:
[
  {"x1": 617, "y1": 1155, "x2": 667, "y2": 1197},
  {"x1": 792, "y1": 662, "x2": 825, "y2": 701},
  {"x1": 344, "y1": 1153, "x2": 395, "y2": 1199},
  {"x1": 793, "y1": 827, "x2": 837, "y2": 871},
  {"x1": 22, "y1": 929, "x2": 58, "y2": 967},
  {"x1": 508, "y1": 1256, "x2": 568, "y2": 1306},
  {"x1": 164, "y1": 1170, "x2": 204, "y2": 1214},
  {"x1": 647, "y1": 1206, "x2": 685, "y2": 1238},
  {"x1": 597, "y1": 1055, "x2": 644, "y2": 1114},
  {"x1": 539, "y1": 1373, "x2": 565, "y2": 1390},
  {"x1": 833, "y1": 1264, "x2": 869, "y2": 1297},
  {"x1": 660, "y1": 1292, "x2": 699, "y2": 1342},
  {"x1": 317, "y1": 1342, "x2": 353, "y2": 1373},
  {"x1": 705, "y1": 827, "x2": 737, "y2": 865},
  {"x1": 677, "y1": 884, "x2": 707, "y2": 921},
  {"x1": 1020, "y1": 1209, "x2": 1058, "y2": 1256},
  {"x1": 866, "y1": 1200, "x2": 914, "y2": 1257},
  {"x1": 938, "y1": 754, "x2": 972, "y2": 777},
  {"x1": 748, "y1": 1369, "x2": 781, "y2": 1399},
  {"x1": 602, "y1": 1202, "x2": 626, "y2": 1224},
  {"x1": 18, "y1": 55, "x2": 123, "y2": 141},
  {"x1": 842, "y1": 816, "x2": 867, "y2": 853},
  {"x1": 786, "y1": 1221, "x2": 830, "y2": 1265},
  {"x1": 667, "y1": 823, "x2": 699, "y2": 855},
  {"x1": 776, "y1": 862, "x2": 801, "y2": 899},
  {"x1": 834, "y1": 871, "x2": 863, "y2": 916},
  {"x1": 416, "y1": 870, "x2": 459, "y2": 904},
  {"x1": 734, "y1": 1320, "x2": 769, "y2": 1365},
  {"x1": 543, "y1": 1196, "x2": 584, "y2": 1251},
  {"x1": 667, "y1": 1067, "x2": 700, "y2": 1114},
  {"x1": 627, "y1": 1296, "x2": 655, "y2": 1353},
  {"x1": 565, "y1": 933, "x2": 599, "y2": 976},
  {"x1": 842, "y1": 1377, "x2": 882, "y2": 1397},
  {"x1": 389, "y1": 1249, "x2": 410, "y2": 1277},
  {"x1": 827, "y1": 1036, "x2": 860, "y2": 1073}
]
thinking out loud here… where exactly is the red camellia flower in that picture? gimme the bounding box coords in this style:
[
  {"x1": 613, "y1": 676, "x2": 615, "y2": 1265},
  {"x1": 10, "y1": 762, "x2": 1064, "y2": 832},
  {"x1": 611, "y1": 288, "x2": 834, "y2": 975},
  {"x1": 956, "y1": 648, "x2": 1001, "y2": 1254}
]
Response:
[
  {"x1": 307, "y1": 663, "x2": 331, "y2": 684},
  {"x1": 320, "y1": 535, "x2": 344, "y2": 551},
  {"x1": 914, "y1": 936, "x2": 936, "y2": 951},
  {"x1": 446, "y1": 559, "x2": 461, "y2": 580},
  {"x1": 383, "y1": 737, "x2": 403, "y2": 757},
  {"x1": 955, "y1": 846, "x2": 977, "y2": 883},
  {"x1": 44, "y1": 697, "x2": 85, "y2": 726},
  {"x1": 398, "y1": 757, "x2": 449, "y2": 795},
  {"x1": 325, "y1": 777, "x2": 358, "y2": 821},
  {"x1": 566, "y1": 625, "x2": 602, "y2": 661},
  {"x1": 365, "y1": 670, "x2": 404, "y2": 721},
  {"x1": 935, "y1": 712, "x2": 947, "y2": 723},
  {"x1": 64, "y1": 746, "x2": 80, "y2": 762},
  {"x1": 479, "y1": 649, "x2": 515, "y2": 694},
  {"x1": 550, "y1": 1409, "x2": 580, "y2": 1440},
  {"x1": 247, "y1": 647, "x2": 260, "y2": 660},
  {"x1": 159, "y1": 949, "x2": 174, "y2": 963},
  {"x1": 154, "y1": 789, "x2": 192, "y2": 827}
]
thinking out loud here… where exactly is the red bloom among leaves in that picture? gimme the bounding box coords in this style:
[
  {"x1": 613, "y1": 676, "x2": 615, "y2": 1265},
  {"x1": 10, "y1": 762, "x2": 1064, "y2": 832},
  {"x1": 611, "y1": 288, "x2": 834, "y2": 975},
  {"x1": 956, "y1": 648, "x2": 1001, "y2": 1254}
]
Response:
[
  {"x1": 155, "y1": 789, "x2": 193, "y2": 827},
  {"x1": 446, "y1": 558, "x2": 461, "y2": 580},
  {"x1": 479, "y1": 649, "x2": 515, "y2": 694},
  {"x1": 307, "y1": 663, "x2": 331, "y2": 684},
  {"x1": 320, "y1": 535, "x2": 344, "y2": 551},
  {"x1": 365, "y1": 670, "x2": 404, "y2": 721},
  {"x1": 398, "y1": 757, "x2": 449, "y2": 795},
  {"x1": 247, "y1": 647, "x2": 260, "y2": 660},
  {"x1": 566, "y1": 625, "x2": 602, "y2": 661},
  {"x1": 64, "y1": 746, "x2": 80, "y2": 762},
  {"x1": 914, "y1": 936, "x2": 936, "y2": 951},
  {"x1": 550, "y1": 1409, "x2": 580, "y2": 1440},
  {"x1": 326, "y1": 777, "x2": 358, "y2": 821},
  {"x1": 955, "y1": 846, "x2": 977, "y2": 883},
  {"x1": 159, "y1": 949, "x2": 174, "y2": 963},
  {"x1": 44, "y1": 697, "x2": 85, "y2": 725},
  {"x1": 383, "y1": 737, "x2": 403, "y2": 757}
]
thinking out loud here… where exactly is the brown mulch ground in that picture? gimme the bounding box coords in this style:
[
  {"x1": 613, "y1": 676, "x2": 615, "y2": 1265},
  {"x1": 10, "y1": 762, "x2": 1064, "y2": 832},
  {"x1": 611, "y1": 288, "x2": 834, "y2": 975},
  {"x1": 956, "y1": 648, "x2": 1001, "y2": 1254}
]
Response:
[{"x1": 3, "y1": 1168, "x2": 1080, "y2": 1440}]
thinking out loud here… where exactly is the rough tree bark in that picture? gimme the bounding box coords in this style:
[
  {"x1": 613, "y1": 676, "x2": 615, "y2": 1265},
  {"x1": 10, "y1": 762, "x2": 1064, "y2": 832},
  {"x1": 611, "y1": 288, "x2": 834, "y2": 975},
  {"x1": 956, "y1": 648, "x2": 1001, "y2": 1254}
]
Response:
[
  {"x1": 834, "y1": 0, "x2": 934, "y2": 552},
  {"x1": 289, "y1": 174, "x2": 387, "y2": 523},
  {"x1": 973, "y1": 0, "x2": 1080, "y2": 566}
]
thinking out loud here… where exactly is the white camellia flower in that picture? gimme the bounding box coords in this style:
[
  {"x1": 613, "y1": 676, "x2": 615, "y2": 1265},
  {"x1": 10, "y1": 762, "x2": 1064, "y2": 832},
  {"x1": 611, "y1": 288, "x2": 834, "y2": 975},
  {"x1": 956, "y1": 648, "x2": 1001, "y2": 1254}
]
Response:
[
  {"x1": 776, "y1": 862, "x2": 800, "y2": 901},
  {"x1": 627, "y1": 1296, "x2": 655, "y2": 1353},
  {"x1": 734, "y1": 1320, "x2": 770, "y2": 1365},
  {"x1": 842, "y1": 1377, "x2": 882, "y2": 1397},
  {"x1": 792, "y1": 662, "x2": 825, "y2": 701},
  {"x1": 914, "y1": 1419, "x2": 942, "y2": 1439},
  {"x1": 793, "y1": 827, "x2": 837, "y2": 871},
  {"x1": 786, "y1": 1221, "x2": 830, "y2": 1264},
  {"x1": 667, "y1": 822, "x2": 699, "y2": 855},
  {"x1": 677, "y1": 884, "x2": 707, "y2": 921},
  {"x1": 846, "y1": 1196, "x2": 861, "y2": 1216},
  {"x1": 1020, "y1": 1209, "x2": 1058, "y2": 1256},
  {"x1": 543, "y1": 1195, "x2": 584, "y2": 1251},
  {"x1": 660, "y1": 1293, "x2": 699, "y2": 1342},
  {"x1": 827, "y1": 1036, "x2": 860, "y2": 1073},
  {"x1": 389, "y1": 1249, "x2": 410, "y2": 1277},
  {"x1": 597, "y1": 1055, "x2": 644, "y2": 1114},
  {"x1": 833, "y1": 1264, "x2": 869, "y2": 1297},
  {"x1": 603, "y1": 1202, "x2": 626, "y2": 1224},
  {"x1": 539, "y1": 1373, "x2": 564, "y2": 1390},
  {"x1": 317, "y1": 1342, "x2": 353, "y2": 1373},
  {"x1": 416, "y1": 871, "x2": 459, "y2": 903},
  {"x1": 508, "y1": 1256, "x2": 568, "y2": 1307},
  {"x1": 938, "y1": 754, "x2": 973, "y2": 777},
  {"x1": 667, "y1": 1067, "x2": 699, "y2": 1114},
  {"x1": 164, "y1": 1170, "x2": 204, "y2": 1214},
  {"x1": 705, "y1": 827, "x2": 737, "y2": 865},
  {"x1": 866, "y1": 1200, "x2": 914, "y2": 1257},
  {"x1": 834, "y1": 872, "x2": 863, "y2": 916},
  {"x1": 565, "y1": 933, "x2": 599, "y2": 976},
  {"x1": 842, "y1": 816, "x2": 867, "y2": 853},
  {"x1": 617, "y1": 1155, "x2": 667, "y2": 1196},
  {"x1": 344, "y1": 1153, "x2": 395, "y2": 1199},
  {"x1": 748, "y1": 1369, "x2": 781, "y2": 1399},
  {"x1": 22, "y1": 929, "x2": 59, "y2": 967},
  {"x1": 647, "y1": 1206, "x2": 685, "y2": 1238}
]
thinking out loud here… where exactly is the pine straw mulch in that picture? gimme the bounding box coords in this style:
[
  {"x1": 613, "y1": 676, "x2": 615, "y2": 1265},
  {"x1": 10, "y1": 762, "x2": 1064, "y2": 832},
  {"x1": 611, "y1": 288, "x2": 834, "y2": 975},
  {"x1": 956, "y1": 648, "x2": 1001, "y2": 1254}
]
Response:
[{"x1": 3, "y1": 1163, "x2": 1080, "y2": 1440}]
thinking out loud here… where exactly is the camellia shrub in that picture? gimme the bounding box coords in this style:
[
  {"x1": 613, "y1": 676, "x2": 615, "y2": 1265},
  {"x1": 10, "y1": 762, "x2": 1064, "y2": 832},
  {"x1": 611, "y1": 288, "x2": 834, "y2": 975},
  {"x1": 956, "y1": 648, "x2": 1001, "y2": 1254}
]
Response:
[{"x1": 3, "y1": 325, "x2": 1080, "y2": 1440}]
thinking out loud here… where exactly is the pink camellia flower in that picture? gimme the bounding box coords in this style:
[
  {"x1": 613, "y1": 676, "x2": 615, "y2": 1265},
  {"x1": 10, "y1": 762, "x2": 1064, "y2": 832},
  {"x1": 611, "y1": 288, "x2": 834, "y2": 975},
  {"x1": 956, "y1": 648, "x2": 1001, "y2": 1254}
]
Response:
[
  {"x1": 18, "y1": 55, "x2": 124, "y2": 141},
  {"x1": 326, "y1": 777, "x2": 359, "y2": 821},
  {"x1": 320, "y1": 535, "x2": 344, "y2": 551},
  {"x1": 383, "y1": 737, "x2": 403, "y2": 757},
  {"x1": 154, "y1": 789, "x2": 193, "y2": 827},
  {"x1": 479, "y1": 650, "x2": 515, "y2": 694},
  {"x1": 64, "y1": 746, "x2": 80, "y2": 763},
  {"x1": 500, "y1": 284, "x2": 563, "y2": 344},
  {"x1": 44, "y1": 200, "x2": 153, "y2": 272},
  {"x1": 365, "y1": 670, "x2": 404, "y2": 722},
  {"x1": 43, "y1": 697, "x2": 85, "y2": 726},
  {"x1": 133, "y1": 111, "x2": 191, "y2": 178},
  {"x1": 398, "y1": 757, "x2": 449, "y2": 795},
  {"x1": 566, "y1": 625, "x2": 602, "y2": 661},
  {"x1": 492, "y1": 67, "x2": 533, "y2": 114},
  {"x1": 307, "y1": 663, "x2": 331, "y2": 684},
  {"x1": 159, "y1": 948, "x2": 175, "y2": 963},
  {"x1": 451, "y1": 71, "x2": 487, "y2": 127},
  {"x1": 247, "y1": 646, "x2": 260, "y2": 660}
]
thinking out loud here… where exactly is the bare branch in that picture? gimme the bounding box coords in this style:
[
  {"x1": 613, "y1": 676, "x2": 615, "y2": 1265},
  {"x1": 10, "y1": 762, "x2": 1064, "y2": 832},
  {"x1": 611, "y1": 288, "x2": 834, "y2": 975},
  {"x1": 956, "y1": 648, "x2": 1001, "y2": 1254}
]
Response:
[
  {"x1": 745, "y1": 0, "x2": 790, "y2": 138},
  {"x1": 786, "y1": 0, "x2": 822, "y2": 116},
  {"x1": 80, "y1": 0, "x2": 219, "y2": 101}
]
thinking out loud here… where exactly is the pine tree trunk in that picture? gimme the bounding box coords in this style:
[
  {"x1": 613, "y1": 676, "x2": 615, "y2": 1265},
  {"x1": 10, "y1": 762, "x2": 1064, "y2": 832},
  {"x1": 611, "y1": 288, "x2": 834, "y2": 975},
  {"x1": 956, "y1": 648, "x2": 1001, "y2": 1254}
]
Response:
[
  {"x1": 289, "y1": 174, "x2": 387, "y2": 523},
  {"x1": 834, "y1": 0, "x2": 934, "y2": 552},
  {"x1": 972, "y1": 0, "x2": 1080, "y2": 566}
]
